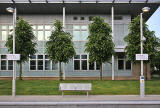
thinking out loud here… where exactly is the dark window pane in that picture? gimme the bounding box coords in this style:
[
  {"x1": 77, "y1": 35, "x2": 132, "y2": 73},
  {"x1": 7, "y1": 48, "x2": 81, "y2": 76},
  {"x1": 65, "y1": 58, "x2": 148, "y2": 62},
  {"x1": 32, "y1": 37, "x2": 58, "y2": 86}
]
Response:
[
  {"x1": 45, "y1": 60, "x2": 50, "y2": 70},
  {"x1": 38, "y1": 55, "x2": 43, "y2": 59},
  {"x1": 118, "y1": 60, "x2": 124, "y2": 70},
  {"x1": 114, "y1": 16, "x2": 123, "y2": 20},
  {"x1": 38, "y1": 60, "x2": 43, "y2": 65},
  {"x1": 118, "y1": 53, "x2": 124, "y2": 59},
  {"x1": 30, "y1": 55, "x2": 36, "y2": 59},
  {"x1": 38, "y1": 60, "x2": 43, "y2": 70},
  {"x1": 45, "y1": 55, "x2": 49, "y2": 59},
  {"x1": 38, "y1": 66, "x2": 43, "y2": 70},
  {"x1": 8, "y1": 60, "x2": 13, "y2": 70},
  {"x1": 126, "y1": 61, "x2": 131, "y2": 70},
  {"x1": 89, "y1": 16, "x2": 93, "y2": 21},
  {"x1": 89, "y1": 62, "x2": 94, "y2": 70},
  {"x1": 73, "y1": 17, "x2": 78, "y2": 20},
  {"x1": 74, "y1": 55, "x2": 80, "y2": 59},
  {"x1": 8, "y1": 60, "x2": 13, "y2": 65},
  {"x1": 52, "y1": 63, "x2": 58, "y2": 70},
  {"x1": 30, "y1": 60, "x2": 36, "y2": 65},
  {"x1": 8, "y1": 66, "x2": 13, "y2": 70},
  {"x1": 80, "y1": 17, "x2": 85, "y2": 20},
  {"x1": 96, "y1": 63, "x2": 100, "y2": 70},
  {"x1": 30, "y1": 66, "x2": 36, "y2": 70},
  {"x1": 81, "y1": 55, "x2": 87, "y2": 59},
  {"x1": 82, "y1": 60, "x2": 87, "y2": 70},
  {"x1": 1, "y1": 55, "x2": 6, "y2": 59},
  {"x1": 74, "y1": 60, "x2": 80, "y2": 70},
  {"x1": 1, "y1": 60, "x2": 6, "y2": 70}
]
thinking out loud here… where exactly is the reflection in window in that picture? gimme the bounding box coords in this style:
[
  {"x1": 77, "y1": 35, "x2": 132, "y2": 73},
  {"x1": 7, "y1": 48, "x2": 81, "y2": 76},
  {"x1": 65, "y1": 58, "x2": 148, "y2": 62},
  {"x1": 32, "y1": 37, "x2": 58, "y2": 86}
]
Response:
[
  {"x1": 45, "y1": 31, "x2": 51, "y2": 41},
  {"x1": 38, "y1": 31, "x2": 43, "y2": 41},
  {"x1": 38, "y1": 25, "x2": 43, "y2": 29},
  {"x1": 81, "y1": 31, "x2": 88, "y2": 41},
  {"x1": 73, "y1": 31, "x2": 80, "y2": 41},
  {"x1": 2, "y1": 31, "x2": 7, "y2": 41}
]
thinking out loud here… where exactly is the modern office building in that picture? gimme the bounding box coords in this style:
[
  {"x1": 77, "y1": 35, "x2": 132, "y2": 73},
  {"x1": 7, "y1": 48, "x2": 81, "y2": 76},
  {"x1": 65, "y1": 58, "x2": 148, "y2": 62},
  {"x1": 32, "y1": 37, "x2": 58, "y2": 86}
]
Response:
[{"x1": 0, "y1": 0, "x2": 159, "y2": 80}]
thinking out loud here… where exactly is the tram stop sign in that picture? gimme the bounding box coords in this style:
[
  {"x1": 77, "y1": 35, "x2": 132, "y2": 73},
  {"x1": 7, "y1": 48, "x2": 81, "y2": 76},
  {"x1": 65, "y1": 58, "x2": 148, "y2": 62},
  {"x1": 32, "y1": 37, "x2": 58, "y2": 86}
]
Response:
[
  {"x1": 136, "y1": 54, "x2": 148, "y2": 61},
  {"x1": 7, "y1": 54, "x2": 20, "y2": 60}
]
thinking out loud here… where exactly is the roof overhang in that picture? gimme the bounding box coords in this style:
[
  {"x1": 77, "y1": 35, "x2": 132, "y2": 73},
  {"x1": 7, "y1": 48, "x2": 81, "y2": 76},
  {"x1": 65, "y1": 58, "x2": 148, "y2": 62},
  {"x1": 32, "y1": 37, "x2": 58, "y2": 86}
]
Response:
[{"x1": 0, "y1": 2, "x2": 159, "y2": 20}]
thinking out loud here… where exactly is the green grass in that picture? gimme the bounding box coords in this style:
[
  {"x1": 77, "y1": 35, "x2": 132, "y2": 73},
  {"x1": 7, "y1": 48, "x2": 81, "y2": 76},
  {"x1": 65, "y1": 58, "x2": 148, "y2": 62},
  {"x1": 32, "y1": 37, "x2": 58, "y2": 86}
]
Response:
[{"x1": 0, "y1": 79, "x2": 160, "y2": 95}]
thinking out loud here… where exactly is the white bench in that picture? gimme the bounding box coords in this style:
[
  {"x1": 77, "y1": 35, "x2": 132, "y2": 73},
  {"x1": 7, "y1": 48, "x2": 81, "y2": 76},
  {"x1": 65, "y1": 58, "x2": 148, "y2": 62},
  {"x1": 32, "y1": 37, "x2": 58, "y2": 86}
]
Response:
[{"x1": 59, "y1": 83, "x2": 92, "y2": 96}]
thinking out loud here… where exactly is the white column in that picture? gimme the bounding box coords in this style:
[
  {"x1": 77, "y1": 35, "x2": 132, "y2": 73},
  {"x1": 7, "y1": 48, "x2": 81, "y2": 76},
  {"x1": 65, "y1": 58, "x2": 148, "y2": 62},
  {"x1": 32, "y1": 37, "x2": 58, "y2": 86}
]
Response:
[
  {"x1": 63, "y1": 7, "x2": 66, "y2": 80},
  {"x1": 111, "y1": 6, "x2": 115, "y2": 80},
  {"x1": 12, "y1": 8, "x2": 16, "y2": 97}
]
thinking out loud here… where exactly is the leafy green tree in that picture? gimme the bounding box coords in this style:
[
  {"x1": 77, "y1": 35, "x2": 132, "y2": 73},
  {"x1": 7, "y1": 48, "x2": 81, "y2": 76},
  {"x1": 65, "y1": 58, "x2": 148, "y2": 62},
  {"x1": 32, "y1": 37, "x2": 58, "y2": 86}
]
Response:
[
  {"x1": 5, "y1": 17, "x2": 37, "y2": 80},
  {"x1": 85, "y1": 16, "x2": 115, "y2": 80},
  {"x1": 124, "y1": 15, "x2": 160, "y2": 63},
  {"x1": 45, "y1": 20, "x2": 76, "y2": 81}
]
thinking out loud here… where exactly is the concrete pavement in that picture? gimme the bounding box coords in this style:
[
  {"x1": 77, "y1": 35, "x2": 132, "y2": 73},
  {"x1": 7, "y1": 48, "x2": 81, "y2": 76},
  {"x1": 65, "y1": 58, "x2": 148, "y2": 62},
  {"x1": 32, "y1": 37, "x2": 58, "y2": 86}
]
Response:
[{"x1": 0, "y1": 95, "x2": 160, "y2": 102}]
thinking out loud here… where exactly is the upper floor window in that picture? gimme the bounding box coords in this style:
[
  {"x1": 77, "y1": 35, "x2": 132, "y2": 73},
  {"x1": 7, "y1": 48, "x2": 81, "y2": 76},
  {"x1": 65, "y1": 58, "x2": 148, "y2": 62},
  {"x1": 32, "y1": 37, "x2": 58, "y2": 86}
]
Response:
[{"x1": 73, "y1": 25, "x2": 88, "y2": 41}]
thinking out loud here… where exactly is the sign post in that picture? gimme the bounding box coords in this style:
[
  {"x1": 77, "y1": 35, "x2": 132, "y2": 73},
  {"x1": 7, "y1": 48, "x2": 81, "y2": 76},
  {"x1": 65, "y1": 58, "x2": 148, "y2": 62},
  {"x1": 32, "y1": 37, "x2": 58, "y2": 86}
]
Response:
[{"x1": 136, "y1": 54, "x2": 148, "y2": 97}]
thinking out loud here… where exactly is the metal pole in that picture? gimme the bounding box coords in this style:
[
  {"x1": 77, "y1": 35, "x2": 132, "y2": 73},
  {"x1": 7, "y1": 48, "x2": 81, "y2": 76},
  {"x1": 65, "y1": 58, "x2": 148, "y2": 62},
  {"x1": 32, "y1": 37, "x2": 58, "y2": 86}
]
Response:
[
  {"x1": 111, "y1": 6, "x2": 115, "y2": 80},
  {"x1": 140, "y1": 12, "x2": 145, "y2": 97},
  {"x1": 63, "y1": 7, "x2": 66, "y2": 80},
  {"x1": 12, "y1": 8, "x2": 16, "y2": 97}
]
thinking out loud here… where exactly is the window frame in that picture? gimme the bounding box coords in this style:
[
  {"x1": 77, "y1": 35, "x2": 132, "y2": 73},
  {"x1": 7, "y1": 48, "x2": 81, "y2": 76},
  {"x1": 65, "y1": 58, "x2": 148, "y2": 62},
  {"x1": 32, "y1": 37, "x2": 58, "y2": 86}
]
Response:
[
  {"x1": 29, "y1": 54, "x2": 58, "y2": 71},
  {"x1": 0, "y1": 54, "x2": 13, "y2": 71},
  {"x1": 117, "y1": 54, "x2": 132, "y2": 70},
  {"x1": 73, "y1": 54, "x2": 100, "y2": 71}
]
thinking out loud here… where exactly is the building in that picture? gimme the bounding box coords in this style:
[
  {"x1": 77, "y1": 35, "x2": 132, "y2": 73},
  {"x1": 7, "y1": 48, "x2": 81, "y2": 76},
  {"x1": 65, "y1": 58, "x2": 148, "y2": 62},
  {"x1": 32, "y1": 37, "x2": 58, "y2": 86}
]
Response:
[{"x1": 0, "y1": 0, "x2": 160, "y2": 80}]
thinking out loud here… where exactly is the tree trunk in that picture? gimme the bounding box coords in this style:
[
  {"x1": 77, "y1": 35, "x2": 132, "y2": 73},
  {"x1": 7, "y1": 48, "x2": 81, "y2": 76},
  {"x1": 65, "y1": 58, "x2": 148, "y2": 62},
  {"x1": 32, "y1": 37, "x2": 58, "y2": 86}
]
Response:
[
  {"x1": 100, "y1": 63, "x2": 102, "y2": 80},
  {"x1": 59, "y1": 62, "x2": 63, "y2": 81},
  {"x1": 19, "y1": 62, "x2": 22, "y2": 80}
]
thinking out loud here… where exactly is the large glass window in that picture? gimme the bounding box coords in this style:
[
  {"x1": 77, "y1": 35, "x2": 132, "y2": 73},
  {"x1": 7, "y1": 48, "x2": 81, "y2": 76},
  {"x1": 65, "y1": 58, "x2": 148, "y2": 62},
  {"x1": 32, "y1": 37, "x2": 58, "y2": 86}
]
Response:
[
  {"x1": 117, "y1": 53, "x2": 131, "y2": 70},
  {"x1": 0, "y1": 55, "x2": 13, "y2": 70},
  {"x1": 30, "y1": 55, "x2": 58, "y2": 71},
  {"x1": 73, "y1": 54, "x2": 99, "y2": 71},
  {"x1": 73, "y1": 25, "x2": 88, "y2": 41}
]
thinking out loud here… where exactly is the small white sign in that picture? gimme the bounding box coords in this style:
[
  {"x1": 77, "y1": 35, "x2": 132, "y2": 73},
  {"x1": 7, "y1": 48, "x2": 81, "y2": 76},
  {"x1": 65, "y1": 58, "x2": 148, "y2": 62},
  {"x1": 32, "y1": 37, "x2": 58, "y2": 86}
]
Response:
[
  {"x1": 7, "y1": 54, "x2": 20, "y2": 60},
  {"x1": 136, "y1": 54, "x2": 148, "y2": 60}
]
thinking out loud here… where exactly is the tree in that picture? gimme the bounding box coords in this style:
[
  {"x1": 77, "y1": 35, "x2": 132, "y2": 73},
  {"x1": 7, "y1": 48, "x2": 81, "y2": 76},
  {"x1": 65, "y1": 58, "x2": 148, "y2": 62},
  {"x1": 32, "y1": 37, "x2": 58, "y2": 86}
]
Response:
[
  {"x1": 124, "y1": 15, "x2": 160, "y2": 63},
  {"x1": 5, "y1": 17, "x2": 37, "y2": 80},
  {"x1": 45, "y1": 20, "x2": 76, "y2": 81},
  {"x1": 85, "y1": 16, "x2": 115, "y2": 80}
]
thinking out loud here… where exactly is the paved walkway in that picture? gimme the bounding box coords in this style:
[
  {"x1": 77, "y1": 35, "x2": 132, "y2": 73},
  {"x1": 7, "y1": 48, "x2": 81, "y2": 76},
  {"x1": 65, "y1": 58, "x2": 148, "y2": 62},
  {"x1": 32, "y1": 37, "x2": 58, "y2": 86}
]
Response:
[{"x1": 0, "y1": 95, "x2": 160, "y2": 102}]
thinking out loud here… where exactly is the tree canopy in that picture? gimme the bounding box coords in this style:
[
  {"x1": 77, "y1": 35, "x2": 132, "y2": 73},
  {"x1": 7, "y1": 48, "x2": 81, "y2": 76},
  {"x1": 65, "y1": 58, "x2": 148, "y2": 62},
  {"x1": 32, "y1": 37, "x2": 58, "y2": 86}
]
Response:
[
  {"x1": 5, "y1": 17, "x2": 37, "y2": 80},
  {"x1": 124, "y1": 15, "x2": 160, "y2": 63},
  {"x1": 45, "y1": 20, "x2": 76, "y2": 80},
  {"x1": 85, "y1": 16, "x2": 114, "y2": 80}
]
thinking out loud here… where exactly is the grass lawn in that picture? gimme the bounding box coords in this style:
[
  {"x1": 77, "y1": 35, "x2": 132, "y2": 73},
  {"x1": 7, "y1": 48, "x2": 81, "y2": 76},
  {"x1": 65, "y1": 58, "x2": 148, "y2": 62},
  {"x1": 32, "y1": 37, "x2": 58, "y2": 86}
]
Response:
[{"x1": 0, "y1": 79, "x2": 160, "y2": 95}]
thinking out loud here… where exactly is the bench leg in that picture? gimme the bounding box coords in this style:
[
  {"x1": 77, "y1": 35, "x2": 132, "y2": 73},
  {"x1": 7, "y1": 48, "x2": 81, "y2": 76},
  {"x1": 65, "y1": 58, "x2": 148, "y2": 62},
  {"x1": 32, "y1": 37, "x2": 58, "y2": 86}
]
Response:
[{"x1": 87, "y1": 91, "x2": 89, "y2": 97}]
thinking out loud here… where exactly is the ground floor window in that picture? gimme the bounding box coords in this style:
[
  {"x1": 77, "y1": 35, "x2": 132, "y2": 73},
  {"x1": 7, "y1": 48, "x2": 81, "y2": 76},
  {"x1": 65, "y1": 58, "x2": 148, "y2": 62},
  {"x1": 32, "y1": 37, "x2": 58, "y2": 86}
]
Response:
[
  {"x1": 30, "y1": 55, "x2": 58, "y2": 71},
  {"x1": 117, "y1": 53, "x2": 131, "y2": 70},
  {"x1": 73, "y1": 54, "x2": 100, "y2": 71},
  {"x1": 0, "y1": 55, "x2": 13, "y2": 70}
]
